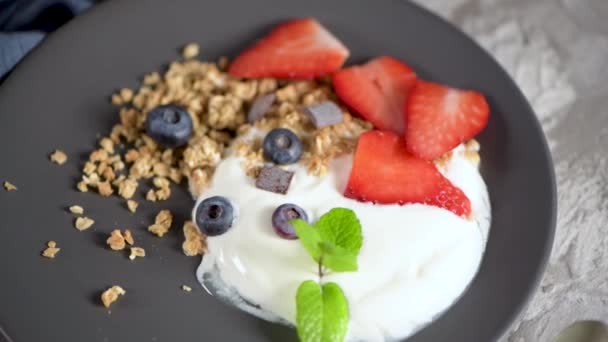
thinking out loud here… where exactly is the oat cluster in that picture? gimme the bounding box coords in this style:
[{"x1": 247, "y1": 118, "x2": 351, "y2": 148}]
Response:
[
  {"x1": 41, "y1": 241, "x2": 60, "y2": 258},
  {"x1": 74, "y1": 216, "x2": 95, "y2": 231},
  {"x1": 148, "y1": 209, "x2": 173, "y2": 237},
  {"x1": 50, "y1": 150, "x2": 68, "y2": 165},
  {"x1": 182, "y1": 221, "x2": 207, "y2": 256},
  {"x1": 106, "y1": 229, "x2": 134, "y2": 250},
  {"x1": 101, "y1": 285, "x2": 126, "y2": 308},
  {"x1": 3, "y1": 181, "x2": 17, "y2": 191}
]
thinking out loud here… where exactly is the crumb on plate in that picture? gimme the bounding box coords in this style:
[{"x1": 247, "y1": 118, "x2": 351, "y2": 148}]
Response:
[
  {"x1": 182, "y1": 221, "x2": 207, "y2": 256},
  {"x1": 126, "y1": 199, "x2": 138, "y2": 213},
  {"x1": 101, "y1": 285, "x2": 126, "y2": 308},
  {"x1": 182, "y1": 43, "x2": 200, "y2": 59},
  {"x1": 69, "y1": 205, "x2": 84, "y2": 215},
  {"x1": 75, "y1": 217, "x2": 95, "y2": 231},
  {"x1": 41, "y1": 241, "x2": 60, "y2": 258},
  {"x1": 106, "y1": 229, "x2": 127, "y2": 250},
  {"x1": 3, "y1": 181, "x2": 17, "y2": 191},
  {"x1": 148, "y1": 209, "x2": 173, "y2": 237},
  {"x1": 129, "y1": 247, "x2": 145, "y2": 260},
  {"x1": 50, "y1": 150, "x2": 68, "y2": 165}
]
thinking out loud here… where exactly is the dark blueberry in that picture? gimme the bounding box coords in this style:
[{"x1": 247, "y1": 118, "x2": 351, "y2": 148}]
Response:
[
  {"x1": 145, "y1": 105, "x2": 193, "y2": 148},
  {"x1": 195, "y1": 196, "x2": 235, "y2": 236},
  {"x1": 272, "y1": 203, "x2": 308, "y2": 239},
  {"x1": 263, "y1": 128, "x2": 303, "y2": 165}
]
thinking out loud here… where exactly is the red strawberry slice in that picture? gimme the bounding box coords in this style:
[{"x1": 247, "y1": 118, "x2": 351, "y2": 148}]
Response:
[
  {"x1": 332, "y1": 56, "x2": 417, "y2": 135},
  {"x1": 405, "y1": 80, "x2": 489, "y2": 160},
  {"x1": 344, "y1": 130, "x2": 471, "y2": 217},
  {"x1": 228, "y1": 18, "x2": 349, "y2": 79}
]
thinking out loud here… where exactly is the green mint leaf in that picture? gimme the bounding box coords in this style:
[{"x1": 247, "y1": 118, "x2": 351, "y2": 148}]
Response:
[
  {"x1": 296, "y1": 281, "x2": 349, "y2": 342},
  {"x1": 296, "y1": 280, "x2": 323, "y2": 342},
  {"x1": 292, "y1": 219, "x2": 323, "y2": 262},
  {"x1": 315, "y1": 208, "x2": 362, "y2": 256},
  {"x1": 322, "y1": 282, "x2": 349, "y2": 342},
  {"x1": 320, "y1": 242, "x2": 358, "y2": 272}
]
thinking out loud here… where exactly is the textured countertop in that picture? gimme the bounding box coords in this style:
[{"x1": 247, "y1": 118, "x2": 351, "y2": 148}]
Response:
[{"x1": 411, "y1": 0, "x2": 608, "y2": 340}]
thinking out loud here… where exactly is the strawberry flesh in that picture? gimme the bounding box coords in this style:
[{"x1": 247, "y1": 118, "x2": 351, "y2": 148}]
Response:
[
  {"x1": 332, "y1": 56, "x2": 416, "y2": 135},
  {"x1": 405, "y1": 80, "x2": 489, "y2": 160},
  {"x1": 228, "y1": 18, "x2": 349, "y2": 79},
  {"x1": 345, "y1": 130, "x2": 471, "y2": 217}
]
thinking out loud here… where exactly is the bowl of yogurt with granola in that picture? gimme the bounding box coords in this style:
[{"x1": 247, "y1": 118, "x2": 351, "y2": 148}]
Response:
[{"x1": 146, "y1": 18, "x2": 493, "y2": 342}]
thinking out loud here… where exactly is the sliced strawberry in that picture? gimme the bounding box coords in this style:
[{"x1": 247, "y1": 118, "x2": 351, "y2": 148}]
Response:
[
  {"x1": 332, "y1": 56, "x2": 416, "y2": 135},
  {"x1": 405, "y1": 80, "x2": 489, "y2": 160},
  {"x1": 228, "y1": 18, "x2": 349, "y2": 79},
  {"x1": 344, "y1": 130, "x2": 471, "y2": 217}
]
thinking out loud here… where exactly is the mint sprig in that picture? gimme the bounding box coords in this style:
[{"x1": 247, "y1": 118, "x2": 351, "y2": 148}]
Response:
[
  {"x1": 291, "y1": 208, "x2": 363, "y2": 342},
  {"x1": 296, "y1": 281, "x2": 349, "y2": 342},
  {"x1": 291, "y1": 208, "x2": 362, "y2": 273}
]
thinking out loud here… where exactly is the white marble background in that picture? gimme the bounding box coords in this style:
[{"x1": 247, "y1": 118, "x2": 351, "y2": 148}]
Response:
[{"x1": 411, "y1": 0, "x2": 608, "y2": 340}]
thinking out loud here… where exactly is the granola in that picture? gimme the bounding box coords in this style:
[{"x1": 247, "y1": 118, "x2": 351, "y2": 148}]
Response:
[
  {"x1": 126, "y1": 200, "x2": 138, "y2": 213},
  {"x1": 77, "y1": 45, "x2": 369, "y2": 204},
  {"x1": 41, "y1": 241, "x2": 60, "y2": 258},
  {"x1": 101, "y1": 285, "x2": 126, "y2": 308},
  {"x1": 74, "y1": 217, "x2": 95, "y2": 231},
  {"x1": 148, "y1": 209, "x2": 173, "y2": 237},
  {"x1": 3, "y1": 181, "x2": 17, "y2": 191},
  {"x1": 50, "y1": 150, "x2": 68, "y2": 165},
  {"x1": 69, "y1": 205, "x2": 84, "y2": 215},
  {"x1": 107, "y1": 229, "x2": 127, "y2": 250},
  {"x1": 129, "y1": 247, "x2": 145, "y2": 260},
  {"x1": 182, "y1": 221, "x2": 207, "y2": 256}
]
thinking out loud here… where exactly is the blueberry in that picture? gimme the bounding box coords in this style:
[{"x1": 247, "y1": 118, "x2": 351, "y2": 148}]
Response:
[
  {"x1": 145, "y1": 105, "x2": 193, "y2": 148},
  {"x1": 272, "y1": 203, "x2": 308, "y2": 239},
  {"x1": 195, "y1": 196, "x2": 235, "y2": 236},
  {"x1": 263, "y1": 128, "x2": 303, "y2": 165}
]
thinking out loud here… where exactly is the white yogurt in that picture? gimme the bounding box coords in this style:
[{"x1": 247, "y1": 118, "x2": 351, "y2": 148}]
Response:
[{"x1": 194, "y1": 144, "x2": 491, "y2": 341}]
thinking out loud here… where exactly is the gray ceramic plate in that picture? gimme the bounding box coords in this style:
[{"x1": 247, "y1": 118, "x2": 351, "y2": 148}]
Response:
[{"x1": 0, "y1": 0, "x2": 556, "y2": 341}]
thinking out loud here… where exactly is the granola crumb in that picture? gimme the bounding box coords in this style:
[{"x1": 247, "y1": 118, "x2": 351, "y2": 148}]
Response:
[
  {"x1": 148, "y1": 209, "x2": 173, "y2": 237},
  {"x1": 50, "y1": 150, "x2": 68, "y2": 165},
  {"x1": 106, "y1": 229, "x2": 126, "y2": 250},
  {"x1": 123, "y1": 229, "x2": 134, "y2": 246},
  {"x1": 182, "y1": 221, "x2": 207, "y2": 256},
  {"x1": 99, "y1": 137, "x2": 115, "y2": 154},
  {"x1": 181, "y1": 285, "x2": 192, "y2": 292},
  {"x1": 75, "y1": 217, "x2": 95, "y2": 231},
  {"x1": 101, "y1": 285, "x2": 126, "y2": 308},
  {"x1": 129, "y1": 247, "x2": 145, "y2": 260},
  {"x1": 126, "y1": 200, "x2": 138, "y2": 213},
  {"x1": 69, "y1": 205, "x2": 84, "y2": 215},
  {"x1": 117, "y1": 177, "x2": 138, "y2": 199},
  {"x1": 145, "y1": 189, "x2": 157, "y2": 202},
  {"x1": 182, "y1": 43, "x2": 200, "y2": 59},
  {"x1": 119, "y1": 88, "x2": 133, "y2": 103},
  {"x1": 77, "y1": 181, "x2": 88, "y2": 192},
  {"x1": 3, "y1": 181, "x2": 17, "y2": 191},
  {"x1": 97, "y1": 181, "x2": 114, "y2": 197},
  {"x1": 42, "y1": 241, "x2": 60, "y2": 258}
]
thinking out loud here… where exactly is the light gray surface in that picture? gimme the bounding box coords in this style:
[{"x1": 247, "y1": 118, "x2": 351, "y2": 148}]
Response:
[{"x1": 413, "y1": 0, "x2": 608, "y2": 341}]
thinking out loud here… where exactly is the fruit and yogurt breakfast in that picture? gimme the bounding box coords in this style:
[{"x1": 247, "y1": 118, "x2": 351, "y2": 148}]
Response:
[
  {"x1": 100, "y1": 17, "x2": 490, "y2": 342},
  {"x1": 167, "y1": 18, "x2": 490, "y2": 342}
]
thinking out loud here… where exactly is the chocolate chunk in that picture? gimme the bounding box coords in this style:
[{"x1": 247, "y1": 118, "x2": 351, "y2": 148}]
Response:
[
  {"x1": 247, "y1": 93, "x2": 276, "y2": 123},
  {"x1": 255, "y1": 165, "x2": 294, "y2": 194},
  {"x1": 302, "y1": 101, "x2": 344, "y2": 128}
]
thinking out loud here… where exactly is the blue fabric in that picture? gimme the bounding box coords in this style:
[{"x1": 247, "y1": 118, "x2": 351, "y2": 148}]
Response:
[{"x1": 0, "y1": 0, "x2": 95, "y2": 79}]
